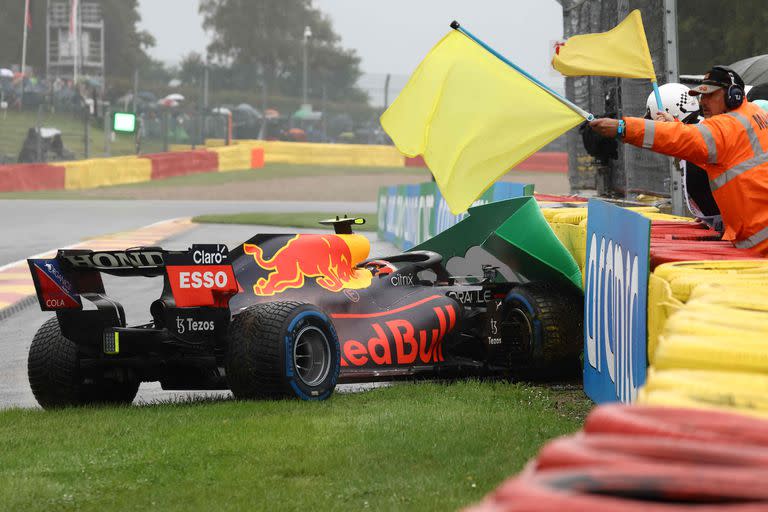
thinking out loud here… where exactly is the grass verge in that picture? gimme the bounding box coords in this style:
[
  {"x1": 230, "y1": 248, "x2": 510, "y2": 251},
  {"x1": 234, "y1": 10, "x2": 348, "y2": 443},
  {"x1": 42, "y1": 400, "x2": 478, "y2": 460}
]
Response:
[
  {"x1": 0, "y1": 381, "x2": 590, "y2": 511},
  {"x1": 193, "y1": 211, "x2": 377, "y2": 231}
]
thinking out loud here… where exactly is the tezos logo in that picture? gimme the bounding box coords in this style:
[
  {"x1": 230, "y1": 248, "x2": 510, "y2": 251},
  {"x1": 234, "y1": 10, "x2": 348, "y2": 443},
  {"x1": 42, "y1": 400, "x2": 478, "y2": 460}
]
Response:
[
  {"x1": 179, "y1": 271, "x2": 229, "y2": 289},
  {"x1": 176, "y1": 317, "x2": 215, "y2": 334}
]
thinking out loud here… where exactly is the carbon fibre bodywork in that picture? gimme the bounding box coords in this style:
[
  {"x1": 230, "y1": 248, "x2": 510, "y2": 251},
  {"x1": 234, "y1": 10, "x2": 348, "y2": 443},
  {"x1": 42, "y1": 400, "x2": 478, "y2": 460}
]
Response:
[{"x1": 26, "y1": 199, "x2": 584, "y2": 400}]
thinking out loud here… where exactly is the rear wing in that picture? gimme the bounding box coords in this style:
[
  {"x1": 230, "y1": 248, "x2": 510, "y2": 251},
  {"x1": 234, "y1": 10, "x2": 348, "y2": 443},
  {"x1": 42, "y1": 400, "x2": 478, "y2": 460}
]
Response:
[{"x1": 28, "y1": 244, "x2": 239, "y2": 312}]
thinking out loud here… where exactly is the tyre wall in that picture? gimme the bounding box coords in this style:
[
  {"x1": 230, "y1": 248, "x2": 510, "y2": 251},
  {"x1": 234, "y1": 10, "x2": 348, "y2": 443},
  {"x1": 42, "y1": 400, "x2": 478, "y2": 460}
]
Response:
[
  {"x1": 0, "y1": 146, "x2": 265, "y2": 191},
  {"x1": 0, "y1": 163, "x2": 66, "y2": 192},
  {"x1": 192, "y1": 139, "x2": 405, "y2": 167},
  {"x1": 466, "y1": 404, "x2": 768, "y2": 511}
]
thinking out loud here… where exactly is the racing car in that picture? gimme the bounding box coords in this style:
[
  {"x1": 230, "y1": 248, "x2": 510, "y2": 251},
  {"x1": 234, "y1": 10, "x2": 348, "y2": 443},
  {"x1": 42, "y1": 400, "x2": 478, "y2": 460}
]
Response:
[{"x1": 26, "y1": 197, "x2": 584, "y2": 408}]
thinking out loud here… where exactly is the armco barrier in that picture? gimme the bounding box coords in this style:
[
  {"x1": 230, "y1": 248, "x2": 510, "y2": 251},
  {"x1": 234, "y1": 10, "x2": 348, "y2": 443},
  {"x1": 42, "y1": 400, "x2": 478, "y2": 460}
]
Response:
[
  {"x1": 64, "y1": 156, "x2": 153, "y2": 190},
  {"x1": 143, "y1": 150, "x2": 218, "y2": 180},
  {"x1": 203, "y1": 139, "x2": 405, "y2": 167},
  {"x1": 0, "y1": 146, "x2": 266, "y2": 192},
  {"x1": 208, "y1": 145, "x2": 264, "y2": 172},
  {"x1": 377, "y1": 181, "x2": 534, "y2": 250},
  {"x1": 0, "y1": 163, "x2": 65, "y2": 192}
]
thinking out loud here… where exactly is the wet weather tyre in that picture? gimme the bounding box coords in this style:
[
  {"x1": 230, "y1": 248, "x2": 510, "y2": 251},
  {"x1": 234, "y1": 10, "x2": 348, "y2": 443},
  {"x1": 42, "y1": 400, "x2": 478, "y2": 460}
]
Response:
[
  {"x1": 28, "y1": 318, "x2": 139, "y2": 409},
  {"x1": 226, "y1": 301, "x2": 340, "y2": 400},
  {"x1": 505, "y1": 282, "x2": 583, "y2": 378}
]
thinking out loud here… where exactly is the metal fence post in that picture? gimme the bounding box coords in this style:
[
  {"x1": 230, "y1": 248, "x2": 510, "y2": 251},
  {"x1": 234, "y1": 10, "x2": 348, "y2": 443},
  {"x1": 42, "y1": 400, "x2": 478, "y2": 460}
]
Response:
[
  {"x1": 83, "y1": 106, "x2": 90, "y2": 159},
  {"x1": 162, "y1": 111, "x2": 169, "y2": 152},
  {"x1": 35, "y1": 105, "x2": 42, "y2": 162},
  {"x1": 664, "y1": 0, "x2": 684, "y2": 215},
  {"x1": 103, "y1": 104, "x2": 111, "y2": 156}
]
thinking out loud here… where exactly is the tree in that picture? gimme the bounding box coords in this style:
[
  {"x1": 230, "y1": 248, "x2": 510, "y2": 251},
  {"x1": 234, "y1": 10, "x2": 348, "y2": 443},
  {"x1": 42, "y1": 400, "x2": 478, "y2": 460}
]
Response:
[
  {"x1": 199, "y1": 0, "x2": 367, "y2": 103},
  {"x1": 100, "y1": 0, "x2": 156, "y2": 78},
  {"x1": 678, "y1": 0, "x2": 768, "y2": 74},
  {"x1": 179, "y1": 52, "x2": 206, "y2": 86},
  {"x1": 0, "y1": 0, "x2": 48, "y2": 74}
]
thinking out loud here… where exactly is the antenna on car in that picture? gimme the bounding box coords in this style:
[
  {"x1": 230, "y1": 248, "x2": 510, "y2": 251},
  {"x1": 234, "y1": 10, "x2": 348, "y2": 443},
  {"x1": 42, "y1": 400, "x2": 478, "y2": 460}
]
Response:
[{"x1": 318, "y1": 214, "x2": 366, "y2": 234}]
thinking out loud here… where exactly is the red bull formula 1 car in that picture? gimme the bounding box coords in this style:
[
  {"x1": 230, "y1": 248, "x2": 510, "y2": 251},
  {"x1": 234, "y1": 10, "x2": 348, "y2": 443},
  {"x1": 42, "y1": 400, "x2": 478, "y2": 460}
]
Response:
[{"x1": 26, "y1": 197, "x2": 584, "y2": 408}]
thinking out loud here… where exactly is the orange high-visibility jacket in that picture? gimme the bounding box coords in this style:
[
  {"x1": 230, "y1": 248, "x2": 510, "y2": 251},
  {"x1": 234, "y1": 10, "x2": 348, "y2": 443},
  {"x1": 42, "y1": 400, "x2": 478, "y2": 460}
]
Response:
[{"x1": 624, "y1": 100, "x2": 768, "y2": 254}]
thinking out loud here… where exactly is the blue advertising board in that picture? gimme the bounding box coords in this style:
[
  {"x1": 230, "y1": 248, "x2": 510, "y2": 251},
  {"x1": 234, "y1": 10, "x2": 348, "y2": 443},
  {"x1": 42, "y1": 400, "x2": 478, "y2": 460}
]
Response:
[
  {"x1": 583, "y1": 199, "x2": 651, "y2": 404},
  {"x1": 377, "y1": 181, "x2": 533, "y2": 249}
]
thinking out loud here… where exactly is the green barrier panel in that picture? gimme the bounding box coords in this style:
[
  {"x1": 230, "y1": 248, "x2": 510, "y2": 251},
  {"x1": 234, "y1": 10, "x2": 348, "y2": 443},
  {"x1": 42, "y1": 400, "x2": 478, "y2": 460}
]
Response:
[{"x1": 413, "y1": 196, "x2": 582, "y2": 289}]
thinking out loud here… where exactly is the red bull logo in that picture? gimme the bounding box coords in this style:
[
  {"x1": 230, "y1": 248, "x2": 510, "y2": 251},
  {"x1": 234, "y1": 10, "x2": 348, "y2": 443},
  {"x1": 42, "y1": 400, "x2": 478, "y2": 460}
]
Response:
[
  {"x1": 339, "y1": 304, "x2": 456, "y2": 367},
  {"x1": 243, "y1": 234, "x2": 373, "y2": 296}
]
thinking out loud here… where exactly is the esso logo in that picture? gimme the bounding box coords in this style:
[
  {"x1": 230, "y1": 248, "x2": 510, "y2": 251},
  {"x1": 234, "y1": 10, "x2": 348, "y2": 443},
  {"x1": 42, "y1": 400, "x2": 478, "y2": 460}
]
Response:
[{"x1": 179, "y1": 271, "x2": 228, "y2": 289}]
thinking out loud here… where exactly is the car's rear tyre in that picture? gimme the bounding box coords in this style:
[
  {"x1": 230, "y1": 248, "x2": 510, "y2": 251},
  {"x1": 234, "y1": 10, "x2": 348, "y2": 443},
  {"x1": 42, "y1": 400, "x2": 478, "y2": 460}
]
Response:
[
  {"x1": 226, "y1": 301, "x2": 340, "y2": 400},
  {"x1": 505, "y1": 281, "x2": 583, "y2": 378},
  {"x1": 28, "y1": 318, "x2": 139, "y2": 409}
]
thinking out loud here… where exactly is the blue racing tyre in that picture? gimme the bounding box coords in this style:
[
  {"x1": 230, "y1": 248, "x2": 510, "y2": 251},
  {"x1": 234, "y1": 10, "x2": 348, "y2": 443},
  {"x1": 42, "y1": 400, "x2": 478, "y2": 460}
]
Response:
[
  {"x1": 504, "y1": 282, "x2": 583, "y2": 378},
  {"x1": 226, "y1": 301, "x2": 340, "y2": 400}
]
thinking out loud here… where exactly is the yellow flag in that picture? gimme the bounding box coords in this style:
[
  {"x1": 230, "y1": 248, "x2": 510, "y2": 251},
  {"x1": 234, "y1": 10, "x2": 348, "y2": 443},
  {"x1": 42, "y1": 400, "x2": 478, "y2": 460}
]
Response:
[
  {"x1": 381, "y1": 31, "x2": 584, "y2": 215},
  {"x1": 552, "y1": 10, "x2": 656, "y2": 79}
]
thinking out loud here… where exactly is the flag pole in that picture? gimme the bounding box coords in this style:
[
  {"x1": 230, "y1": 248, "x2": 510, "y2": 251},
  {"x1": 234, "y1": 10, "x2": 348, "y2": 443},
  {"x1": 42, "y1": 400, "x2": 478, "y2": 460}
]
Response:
[
  {"x1": 72, "y1": 0, "x2": 78, "y2": 85},
  {"x1": 20, "y1": 0, "x2": 30, "y2": 109},
  {"x1": 651, "y1": 80, "x2": 663, "y2": 111},
  {"x1": 451, "y1": 21, "x2": 594, "y2": 121}
]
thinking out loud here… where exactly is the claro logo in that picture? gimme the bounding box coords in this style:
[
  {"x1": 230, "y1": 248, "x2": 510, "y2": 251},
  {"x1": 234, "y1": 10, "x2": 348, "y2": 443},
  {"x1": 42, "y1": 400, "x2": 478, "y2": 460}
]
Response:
[{"x1": 584, "y1": 233, "x2": 642, "y2": 403}]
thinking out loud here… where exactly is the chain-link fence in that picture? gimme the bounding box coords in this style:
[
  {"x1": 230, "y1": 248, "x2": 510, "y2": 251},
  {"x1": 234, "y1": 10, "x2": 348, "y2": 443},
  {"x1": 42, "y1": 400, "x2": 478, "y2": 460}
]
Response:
[
  {"x1": 0, "y1": 93, "x2": 232, "y2": 164},
  {"x1": 561, "y1": 0, "x2": 676, "y2": 201},
  {"x1": 0, "y1": 71, "x2": 390, "y2": 165}
]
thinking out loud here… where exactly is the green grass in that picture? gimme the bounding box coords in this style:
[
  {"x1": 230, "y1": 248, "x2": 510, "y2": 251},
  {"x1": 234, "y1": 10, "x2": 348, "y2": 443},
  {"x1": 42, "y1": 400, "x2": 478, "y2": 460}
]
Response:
[
  {"x1": 0, "y1": 110, "x2": 163, "y2": 161},
  {"x1": 193, "y1": 212, "x2": 377, "y2": 231},
  {"x1": 0, "y1": 162, "x2": 424, "y2": 200},
  {"x1": 0, "y1": 381, "x2": 590, "y2": 511}
]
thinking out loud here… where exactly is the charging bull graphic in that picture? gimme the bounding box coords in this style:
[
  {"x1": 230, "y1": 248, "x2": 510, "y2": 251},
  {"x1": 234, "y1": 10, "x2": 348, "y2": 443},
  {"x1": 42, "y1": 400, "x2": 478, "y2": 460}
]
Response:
[{"x1": 243, "y1": 234, "x2": 373, "y2": 296}]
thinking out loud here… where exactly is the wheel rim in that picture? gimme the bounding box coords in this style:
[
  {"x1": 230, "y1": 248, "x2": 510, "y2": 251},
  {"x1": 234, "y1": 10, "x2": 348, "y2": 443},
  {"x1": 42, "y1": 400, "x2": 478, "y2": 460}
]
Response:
[
  {"x1": 293, "y1": 325, "x2": 332, "y2": 387},
  {"x1": 507, "y1": 307, "x2": 533, "y2": 350}
]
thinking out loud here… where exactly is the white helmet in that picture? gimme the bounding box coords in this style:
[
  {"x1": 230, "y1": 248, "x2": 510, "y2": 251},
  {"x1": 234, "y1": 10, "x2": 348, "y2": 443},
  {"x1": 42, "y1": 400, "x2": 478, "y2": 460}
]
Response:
[{"x1": 645, "y1": 83, "x2": 700, "y2": 123}]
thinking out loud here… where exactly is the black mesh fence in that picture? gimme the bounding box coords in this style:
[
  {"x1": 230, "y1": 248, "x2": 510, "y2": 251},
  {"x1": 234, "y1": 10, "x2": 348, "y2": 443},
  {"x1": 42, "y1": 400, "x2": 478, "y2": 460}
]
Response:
[{"x1": 562, "y1": 0, "x2": 674, "y2": 199}]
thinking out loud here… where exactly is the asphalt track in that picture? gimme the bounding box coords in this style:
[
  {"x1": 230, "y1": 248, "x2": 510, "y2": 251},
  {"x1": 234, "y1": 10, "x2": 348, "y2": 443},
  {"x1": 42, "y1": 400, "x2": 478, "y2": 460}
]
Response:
[
  {"x1": 0, "y1": 199, "x2": 376, "y2": 267},
  {"x1": 0, "y1": 216, "x2": 394, "y2": 409}
]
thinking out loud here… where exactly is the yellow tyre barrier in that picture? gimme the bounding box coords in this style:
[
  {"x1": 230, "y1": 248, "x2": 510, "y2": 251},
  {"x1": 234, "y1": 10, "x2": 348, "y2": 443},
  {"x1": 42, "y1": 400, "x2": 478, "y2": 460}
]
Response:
[
  {"x1": 551, "y1": 210, "x2": 588, "y2": 224},
  {"x1": 540, "y1": 207, "x2": 585, "y2": 222},
  {"x1": 662, "y1": 305, "x2": 768, "y2": 337},
  {"x1": 209, "y1": 145, "x2": 252, "y2": 172},
  {"x1": 64, "y1": 156, "x2": 152, "y2": 190},
  {"x1": 647, "y1": 274, "x2": 683, "y2": 363},
  {"x1": 645, "y1": 368, "x2": 768, "y2": 407},
  {"x1": 637, "y1": 387, "x2": 768, "y2": 419},
  {"x1": 667, "y1": 274, "x2": 768, "y2": 302},
  {"x1": 688, "y1": 284, "x2": 768, "y2": 310},
  {"x1": 654, "y1": 333, "x2": 768, "y2": 373}
]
